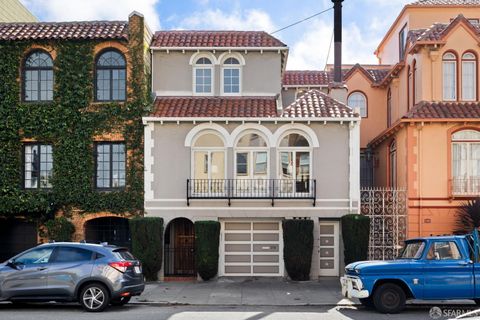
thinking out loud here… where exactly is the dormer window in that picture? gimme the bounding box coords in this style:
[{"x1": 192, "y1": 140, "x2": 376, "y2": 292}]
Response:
[
  {"x1": 222, "y1": 57, "x2": 241, "y2": 95},
  {"x1": 193, "y1": 56, "x2": 213, "y2": 95}
]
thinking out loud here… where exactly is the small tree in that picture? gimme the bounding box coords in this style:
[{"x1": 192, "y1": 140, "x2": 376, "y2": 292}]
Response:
[
  {"x1": 455, "y1": 198, "x2": 480, "y2": 234},
  {"x1": 129, "y1": 217, "x2": 163, "y2": 281},
  {"x1": 282, "y1": 219, "x2": 314, "y2": 281},
  {"x1": 195, "y1": 221, "x2": 220, "y2": 281},
  {"x1": 341, "y1": 214, "x2": 370, "y2": 265},
  {"x1": 44, "y1": 217, "x2": 75, "y2": 242}
]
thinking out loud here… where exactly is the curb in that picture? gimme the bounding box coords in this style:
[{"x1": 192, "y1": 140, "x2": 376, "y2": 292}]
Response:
[{"x1": 129, "y1": 301, "x2": 361, "y2": 307}]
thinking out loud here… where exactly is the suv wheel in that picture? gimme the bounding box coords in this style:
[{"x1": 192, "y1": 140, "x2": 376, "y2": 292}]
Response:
[
  {"x1": 373, "y1": 283, "x2": 406, "y2": 314},
  {"x1": 80, "y1": 283, "x2": 110, "y2": 312},
  {"x1": 111, "y1": 296, "x2": 131, "y2": 306}
]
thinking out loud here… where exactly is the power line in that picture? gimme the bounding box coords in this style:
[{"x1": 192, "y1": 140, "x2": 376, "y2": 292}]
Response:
[
  {"x1": 324, "y1": 27, "x2": 334, "y2": 71},
  {"x1": 270, "y1": 6, "x2": 333, "y2": 35}
]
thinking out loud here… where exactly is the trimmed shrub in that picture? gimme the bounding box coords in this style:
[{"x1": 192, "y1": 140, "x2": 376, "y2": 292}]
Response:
[
  {"x1": 195, "y1": 221, "x2": 220, "y2": 281},
  {"x1": 341, "y1": 214, "x2": 370, "y2": 265},
  {"x1": 282, "y1": 219, "x2": 314, "y2": 281},
  {"x1": 44, "y1": 217, "x2": 75, "y2": 242},
  {"x1": 129, "y1": 217, "x2": 163, "y2": 281}
]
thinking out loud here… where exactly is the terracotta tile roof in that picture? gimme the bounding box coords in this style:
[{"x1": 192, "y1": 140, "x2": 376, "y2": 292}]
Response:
[
  {"x1": 150, "y1": 96, "x2": 278, "y2": 118},
  {"x1": 151, "y1": 30, "x2": 286, "y2": 48},
  {"x1": 0, "y1": 21, "x2": 128, "y2": 41},
  {"x1": 410, "y1": 0, "x2": 480, "y2": 5},
  {"x1": 281, "y1": 89, "x2": 357, "y2": 118},
  {"x1": 283, "y1": 70, "x2": 332, "y2": 86},
  {"x1": 404, "y1": 101, "x2": 480, "y2": 119},
  {"x1": 365, "y1": 68, "x2": 391, "y2": 84}
]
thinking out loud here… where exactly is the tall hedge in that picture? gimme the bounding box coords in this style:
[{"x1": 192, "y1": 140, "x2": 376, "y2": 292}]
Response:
[
  {"x1": 283, "y1": 219, "x2": 314, "y2": 281},
  {"x1": 129, "y1": 217, "x2": 163, "y2": 281},
  {"x1": 195, "y1": 221, "x2": 220, "y2": 281},
  {"x1": 341, "y1": 214, "x2": 370, "y2": 265},
  {"x1": 44, "y1": 217, "x2": 75, "y2": 242}
]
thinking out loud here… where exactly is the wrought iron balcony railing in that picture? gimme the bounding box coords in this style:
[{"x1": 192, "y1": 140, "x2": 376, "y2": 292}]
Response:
[
  {"x1": 450, "y1": 178, "x2": 480, "y2": 196},
  {"x1": 187, "y1": 179, "x2": 316, "y2": 206}
]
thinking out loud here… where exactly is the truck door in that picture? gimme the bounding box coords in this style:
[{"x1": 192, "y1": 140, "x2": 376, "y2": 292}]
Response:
[
  {"x1": 472, "y1": 230, "x2": 480, "y2": 297},
  {"x1": 423, "y1": 240, "x2": 474, "y2": 299}
]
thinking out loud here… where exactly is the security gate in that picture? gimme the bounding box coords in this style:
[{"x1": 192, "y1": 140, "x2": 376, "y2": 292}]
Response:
[{"x1": 360, "y1": 188, "x2": 407, "y2": 260}]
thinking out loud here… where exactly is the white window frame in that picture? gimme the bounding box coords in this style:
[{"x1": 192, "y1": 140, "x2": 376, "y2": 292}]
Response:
[
  {"x1": 220, "y1": 53, "x2": 245, "y2": 96},
  {"x1": 462, "y1": 52, "x2": 477, "y2": 101},
  {"x1": 443, "y1": 52, "x2": 457, "y2": 101},
  {"x1": 347, "y1": 92, "x2": 367, "y2": 118},
  {"x1": 452, "y1": 130, "x2": 480, "y2": 195},
  {"x1": 191, "y1": 131, "x2": 227, "y2": 195},
  {"x1": 191, "y1": 53, "x2": 215, "y2": 96},
  {"x1": 277, "y1": 131, "x2": 313, "y2": 195}
]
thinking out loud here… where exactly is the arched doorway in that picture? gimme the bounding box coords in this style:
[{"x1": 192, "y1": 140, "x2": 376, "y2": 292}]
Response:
[
  {"x1": 164, "y1": 218, "x2": 196, "y2": 277},
  {"x1": 84, "y1": 217, "x2": 131, "y2": 248}
]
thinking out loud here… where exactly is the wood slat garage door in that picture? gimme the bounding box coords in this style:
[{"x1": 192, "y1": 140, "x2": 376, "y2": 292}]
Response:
[{"x1": 220, "y1": 220, "x2": 283, "y2": 276}]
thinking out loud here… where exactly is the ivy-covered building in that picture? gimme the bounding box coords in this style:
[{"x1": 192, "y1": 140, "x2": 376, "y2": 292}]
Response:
[{"x1": 0, "y1": 12, "x2": 151, "y2": 261}]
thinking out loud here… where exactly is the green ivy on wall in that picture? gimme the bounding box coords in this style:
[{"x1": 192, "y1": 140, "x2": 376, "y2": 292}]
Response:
[{"x1": 0, "y1": 36, "x2": 149, "y2": 221}]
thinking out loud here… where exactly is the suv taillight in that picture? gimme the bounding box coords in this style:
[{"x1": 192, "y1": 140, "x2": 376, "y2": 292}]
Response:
[{"x1": 108, "y1": 261, "x2": 133, "y2": 273}]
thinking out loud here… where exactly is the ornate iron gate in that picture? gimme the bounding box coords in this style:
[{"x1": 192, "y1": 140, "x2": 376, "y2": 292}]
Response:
[{"x1": 360, "y1": 188, "x2": 407, "y2": 260}]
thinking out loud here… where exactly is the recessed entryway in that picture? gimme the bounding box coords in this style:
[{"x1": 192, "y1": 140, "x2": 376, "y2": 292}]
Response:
[
  {"x1": 164, "y1": 218, "x2": 196, "y2": 277},
  {"x1": 220, "y1": 220, "x2": 283, "y2": 277},
  {"x1": 0, "y1": 219, "x2": 37, "y2": 261},
  {"x1": 319, "y1": 221, "x2": 339, "y2": 276},
  {"x1": 84, "y1": 216, "x2": 131, "y2": 248}
]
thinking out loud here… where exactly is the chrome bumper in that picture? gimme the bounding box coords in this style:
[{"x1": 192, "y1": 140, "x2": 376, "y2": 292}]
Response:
[{"x1": 340, "y1": 276, "x2": 370, "y2": 299}]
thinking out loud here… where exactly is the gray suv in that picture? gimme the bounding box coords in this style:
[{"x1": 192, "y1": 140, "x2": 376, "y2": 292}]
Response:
[{"x1": 0, "y1": 242, "x2": 144, "y2": 312}]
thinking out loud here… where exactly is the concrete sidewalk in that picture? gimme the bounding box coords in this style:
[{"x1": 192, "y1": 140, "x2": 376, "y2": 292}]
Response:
[{"x1": 131, "y1": 277, "x2": 353, "y2": 306}]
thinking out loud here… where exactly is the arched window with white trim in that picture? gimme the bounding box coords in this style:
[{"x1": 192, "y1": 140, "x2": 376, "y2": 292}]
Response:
[
  {"x1": 278, "y1": 132, "x2": 312, "y2": 194},
  {"x1": 452, "y1": 129, "x2": 480, "y2": 195},
  {"x1": 347, "y1": 92, "x2": 367, "y2": 117},
  {"x1": 191, "y1": 131, "x2": 225, "y2": 194},
  {"x1": 221, "y1": 56, "x2": 242, "y2": 95},
  {"x1": 234, "y1": 132, "x2": 269, "y2": 195},
  {"x1": 462, "y1": 52, "x2": 477, "y2": 101},
  {"x1": 443, "y1": 52, "x2": 457, "y2": 101},
  {"x1": 193, "y1": 56, "x2": 213, "y2": 95}
]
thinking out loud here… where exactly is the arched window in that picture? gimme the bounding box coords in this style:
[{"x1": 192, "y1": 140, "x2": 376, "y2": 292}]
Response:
[
  {"x1": 235, "y1": 132, "x2": 268, "y2": 194},
  {"x1": 451, "y1": 129, "x2": 480, "y2": 195},
  {"x1": 191, "y1": 131, "x2": 225, "y2": 194},
  {"x1": 387, "y1": 88, "x2": 392, "y2": 127},
  {"x1": 23, "y1": 51, "x2": 53, "y2": 102},
  {"x1": 193, "y1": 56, "x2": 213, "y2": 95},
  {"x1": 389, "y1": 140, "x2": 397, "y2": 188},
  {"x1": 278, "y1": 133, "x2": 312, "y2": 194},
  {"x1": 222, "y1": 57, "x2": 241, "y2": 95},
  {"x1": 462, "y1": 52, "x2": 477, "y2": 101},
  {"x1": 407, "y1": 65, "x2": 412, "y2": 110},
  {"x1": 347, "y1": 92, "x2": 367, "y2": 117},
  {"x1": 443, "y1": 52, "x2": 457, "y2": 101},
  {"x1": 95, "y1": 50, "x2": 126, "y2": 101},
  {"x1": 413, "y1": 59, "x2": 418, "y2": 105}
]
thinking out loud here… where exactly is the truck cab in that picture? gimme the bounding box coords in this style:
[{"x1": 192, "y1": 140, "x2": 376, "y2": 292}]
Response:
[{"x1": 341, "y1": 232, "x2": 480, "y2": 313}]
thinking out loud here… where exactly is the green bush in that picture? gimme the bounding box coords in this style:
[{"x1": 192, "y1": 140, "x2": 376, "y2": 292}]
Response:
[
  {"x1": 282, "y1": 219, "x2": 314, "y2": 281},
  {"x1": 129, "y1": 217, "x2": 163, "y2": 281},
  {"x1": 341, "y1": 214, "x2": 370, "y2": 265},
  {"x1": 44, "y1": 217, "x2": 75, "y2": 242},
  {"x1": 195, "y1": 221, "x2": 220, "y2": 281}
]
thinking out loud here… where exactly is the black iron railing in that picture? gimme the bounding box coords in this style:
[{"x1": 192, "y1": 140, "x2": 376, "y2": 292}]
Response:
[
  {"x1": 164, "y1": 246, "x2": 196, "y2": 276},
  {"x1": 186, "y1": 179, "x2": 316, "y2": 206}
]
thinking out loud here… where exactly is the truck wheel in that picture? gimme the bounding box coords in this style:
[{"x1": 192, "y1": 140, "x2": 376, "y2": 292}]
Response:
[
  {"x1": 359, "y1": 297, "x2": 374, "y2": 309},
  {"x1": 474, "y1": 299, "x2": 480, "y2": 306},
  {"x1": 372, "y1": 283, "x2": 406, "y2": 314}
]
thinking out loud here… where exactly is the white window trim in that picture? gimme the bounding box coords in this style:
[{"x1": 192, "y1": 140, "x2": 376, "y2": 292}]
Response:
[
  {"x1": 221, "y1": 66, "x2": 242, "y2": 96},
  {"x1": 347, "y1": 92, "x2": 367, "y2": 118},
  {"x1": 461, "y1": 58, "x2": 476, "y2": 101},
  {"x1": 193, "y1": 65, "x2": 214, "y2": 96},
  {"x1": 443, "y1": 57, "x2": 457, "y2": 101}
]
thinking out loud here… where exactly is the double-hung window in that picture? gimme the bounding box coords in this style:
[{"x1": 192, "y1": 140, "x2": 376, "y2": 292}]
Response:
[
  {"x1": 443, "y1": 52, "x2": 457, "y2": 101},
  {"x1": 462, "y1": 52, "x2": 477, "y2": 101},
  {"x1": 193, "y1": 57, "x2": 213, "y2": 95},
  {"x1": 222, "y1": 57, "x2": 241, "y2": 95},
  {"x1": 95, "y1": 142, "x2": 126, "y2": 189},
  {"x1": 452, "y1": 130, "x2": 480, "y2": 195},
  {"x1": 24, "y1": 143, "x2": 53, "y2": 189}
]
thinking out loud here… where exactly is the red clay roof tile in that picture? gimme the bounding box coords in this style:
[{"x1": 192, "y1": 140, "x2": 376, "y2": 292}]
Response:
[
  {"x1": 283, "y1": 71, "x2": 332, "y2": 86},
  {"x1": 404, "y1": 101, "x2": 480, "y2": 119},
  {"x1": 410, "y1": 0, "x2": 480, "y2": 5},
  {"x1": 151, "y1": 30, "x2": 286, "y2": 48}
]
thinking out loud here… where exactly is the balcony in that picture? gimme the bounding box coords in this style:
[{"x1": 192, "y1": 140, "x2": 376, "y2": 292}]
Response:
[
  {"x1": 450, "y1": 178, "x2": 480, "y2": 197},
  {"x1": 186, "y1": 179, "x2": 316, "y2": 206}
]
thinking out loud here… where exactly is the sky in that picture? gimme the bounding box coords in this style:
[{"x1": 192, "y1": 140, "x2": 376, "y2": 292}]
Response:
[{"x1": 20, "y1": 0, "x2": 410, "y2": 70}]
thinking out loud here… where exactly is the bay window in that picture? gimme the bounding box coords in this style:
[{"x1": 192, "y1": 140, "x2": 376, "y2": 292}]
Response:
[{"x1": 452, "y1": 130, "x2": 480, "y2": 195}]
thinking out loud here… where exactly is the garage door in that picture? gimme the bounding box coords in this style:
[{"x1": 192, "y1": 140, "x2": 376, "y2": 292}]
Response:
[
  {"x1": 0, "y1": 219, "x2": 37, "y2": 262},
  {"x1": 220, "y1": 220, "x2": 283, "y2": 276}
]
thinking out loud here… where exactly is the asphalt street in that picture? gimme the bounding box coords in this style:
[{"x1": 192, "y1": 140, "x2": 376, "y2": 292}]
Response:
[{"x1": 0, "y1": 303, "x2": 477, "y2": 320}]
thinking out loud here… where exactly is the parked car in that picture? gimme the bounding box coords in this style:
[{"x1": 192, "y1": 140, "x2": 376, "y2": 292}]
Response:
[
  {"x1": 341, "y1": 231, "x2": 480, "y2": 314},
  {"x1": 0, "y1": 242, "x2": 144, "y2": 312}
]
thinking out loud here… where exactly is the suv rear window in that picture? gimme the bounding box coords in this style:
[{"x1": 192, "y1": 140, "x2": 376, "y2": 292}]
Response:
[{"x1": 113, "y1": 249, "x2": 136, "y2": 261}]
